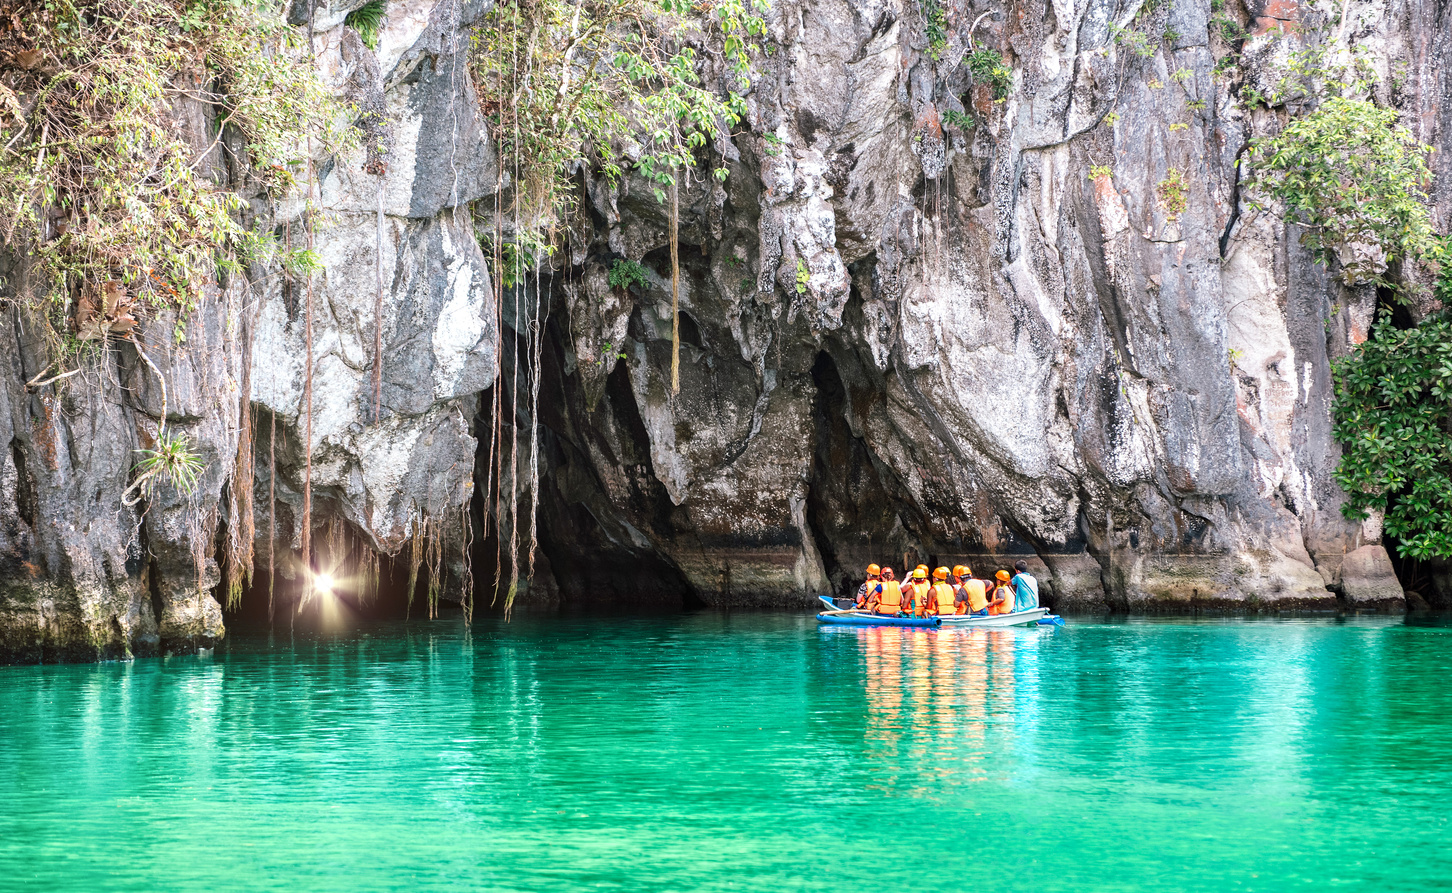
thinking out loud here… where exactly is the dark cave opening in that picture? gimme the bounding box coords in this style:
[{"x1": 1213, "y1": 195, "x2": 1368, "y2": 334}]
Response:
[
  {"x1": 221, "y1": 544, "x2": 458, "y2": 628},
  {"x1": 501, "y1": 299, "x2": 703, "y2": 611},
  {"x1": 805, "y1": 349, "x2": 916, "y2": 597}
]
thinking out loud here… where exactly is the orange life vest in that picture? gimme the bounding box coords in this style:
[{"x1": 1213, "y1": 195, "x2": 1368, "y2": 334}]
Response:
[
  {"x1": 989, "y1": 585, "x2": 1016, "y2": 615},
  {"x1": 928, "y1": 581, "x2": 959, "y2": 615},
  {"x1": 905, "y1": 581, "x2": 930, "y2": 617},
  {"x1": 960, "y1": 579, "x2": 988, "y2": 613},
  {"x1": 875, "y1": 580, "x2": 904, "y2": 614}
]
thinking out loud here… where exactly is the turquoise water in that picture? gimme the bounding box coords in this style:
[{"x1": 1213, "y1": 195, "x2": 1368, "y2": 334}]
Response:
[{"x1": 2, "y1": 614, "x2": 1450, "y2": 892}]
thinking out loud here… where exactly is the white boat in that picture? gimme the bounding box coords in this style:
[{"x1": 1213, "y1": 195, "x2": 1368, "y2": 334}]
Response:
[{"x1": 937, "y1": 607, "x2": 1050, "y2": 627}]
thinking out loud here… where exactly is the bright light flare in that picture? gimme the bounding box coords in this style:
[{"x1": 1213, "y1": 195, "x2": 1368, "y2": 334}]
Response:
[{"x1": 313, "y1": 572, "x2": 336, "y2": 599}]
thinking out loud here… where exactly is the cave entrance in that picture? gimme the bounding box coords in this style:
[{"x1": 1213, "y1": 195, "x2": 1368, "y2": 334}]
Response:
[
  {"x1": 471, "y1": 294, "x2": 702, "y2": 612},
  {"x1": 222, "y1": 545, "x2": 457, "y2": 628},
  {"x1": 806, "y1": 349, "x2": 912, "y2": 598}
]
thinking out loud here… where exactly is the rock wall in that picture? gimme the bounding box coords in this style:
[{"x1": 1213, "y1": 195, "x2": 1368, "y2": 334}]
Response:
[
  {"x1": 534, "y1": 0, "x2": 1448, "y2": 612},
  {"x1": 4, "y1": 0, "x2": 1447, "y2": 661}
]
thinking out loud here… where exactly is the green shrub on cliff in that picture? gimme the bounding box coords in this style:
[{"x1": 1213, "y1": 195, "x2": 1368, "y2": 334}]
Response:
[
  {"x1": 0, "y1": 0, "x2": 340, "y2": 349},
  {"x1": 1249, "y1": 96, "x2": 1436, "y2": 285},
  {"x1": 471, "y1": 0, "x2": 765, "y2": 238},
  {"x1": 1333, "y1": 314, "x2": 1452, "y2": 560}
]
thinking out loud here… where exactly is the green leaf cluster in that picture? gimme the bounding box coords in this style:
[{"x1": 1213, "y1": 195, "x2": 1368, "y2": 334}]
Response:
[
  {"x1": 1156, "y1": 167, "x2": 1188, "y2": 219},
  {"x1": 345, "y1": 0, "x2": 387, "y2": 51},
  {"x1": 920, "y1": 0, "x2": 947, "y2": 59},
  {"x1": 1333, "y1": 315, "x2": 1452, "y2": 559},
  {"x1": 130, "y1": 430, "x2": 205, "y2": 500},
  {"x1": 471, "y1": 0, "x2": 766, "y2": 272},
  {"x1": 967, "y1": 48, "x2": 1012, "y2": 100},
  {"x1": 607, "y1": 258, "x2": 651, "y2": 292},
  {"x1": 1249, "y1": 96, "x2": 1435, "y2": 282},
  {"x1": 0, "y1": 0, "x2": 342, "y2": 348}
]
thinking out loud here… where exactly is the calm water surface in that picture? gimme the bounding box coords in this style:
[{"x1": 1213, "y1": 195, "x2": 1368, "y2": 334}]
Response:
[{"x1": 2, "y1": 614, "x2": 1450, "y2": 892}]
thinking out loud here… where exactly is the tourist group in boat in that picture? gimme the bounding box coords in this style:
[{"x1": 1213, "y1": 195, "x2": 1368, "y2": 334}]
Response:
[{"x1": 854, "y1": 562, "x2": 1039, "y2": 618}]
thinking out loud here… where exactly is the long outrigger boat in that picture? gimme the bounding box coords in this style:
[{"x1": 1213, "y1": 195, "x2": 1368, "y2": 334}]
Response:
[{"x1": 816, "y1": 597, "x2": 1063, "y2": 628}]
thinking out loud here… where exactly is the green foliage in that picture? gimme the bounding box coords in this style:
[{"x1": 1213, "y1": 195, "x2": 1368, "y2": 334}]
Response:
[
  {"x1": 131, "y1": 430, "x2": 205, "y2": 500},
  {"x1": 596, "y1": 341, "x2": 628, "y2": 366},
  {"x1": 1332, "y1": 315, "x2": 1452, "y2": 559},
  {"x1": 1434, "y1": 237, "x2": 1452, "y2": 307},
  {"x1": 471, "y1": 0, "x2": 766, "y2": 273},
  {"x1": 1156, "y1": 167, "x2": 1188, "y2": 218},
  {"x1": 1169, "y1": 121, "x2": 1188, "y2": 132},
  {"x1": 1187, "y1": 98, "x2": 1207, "y2": 111},
  {"x1": 795, "y1": 259, "x2": 808, "y2": 295},
  {"x1": 1109, "y1": 23, "x2": 1155, "y2": 59},
  {"x1": 1171, "y1": 67, "x2": 1193, "y2": 84},
  {"x1": 919, "y1": 0, "x2": 948, "y2": 58},
  {"x1": 283, "y1": 248, "x2": 324, "y2": 277},
  {"x1": 1212, "y1": 10, "x2": 1247, "y2": 44},
  {"x1": 1089, "y1": 164, "x2": 1112, "y2": 182},
  {"x1": 345, "y1": 0, "x2": 387, "y2": 51},
  {"x1": 1103, "y1": 110, "x2": 1120, "y2": 126},
  {"x1": 942, "y1": 109, "x2": 973, "y2": 130},
  {"x1": 607, "y1": 258, "x2": 651, "y2": 292},
  {"x1": 1248, "y1": 96, "x2": 1436, "y2": 281},
  {"x1": 966, "y1": 48, "x2": 1012, "y2": 100},
  {"x1": 0, "y1": 0, "x2": 340, "y2": 349}
]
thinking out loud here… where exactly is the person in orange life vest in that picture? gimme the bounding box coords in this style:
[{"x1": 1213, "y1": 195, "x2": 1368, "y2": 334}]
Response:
[
  {"x1": 855, "y1": 564, "x2": 882, "y2": 608},
  {"x1": 926, "y1": 566, "x2": 961, "y2": 616},
  {"x1": 988, "y1": 569, "x2": 1017, "y2": 615},
  {"x1": 904, "y1": 567, "x2": 931, "y2": 617},
  {"x1": 953, "y1": 565, "x2": 990, "y2": 616},
  {"x1": 870, "y1": 567, "x2": 904, "y2": 615}
]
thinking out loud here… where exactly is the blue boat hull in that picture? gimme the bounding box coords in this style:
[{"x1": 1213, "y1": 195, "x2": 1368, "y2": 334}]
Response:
[{"x1": 816, "y1": 612, "x2": 941, "y2": 628}]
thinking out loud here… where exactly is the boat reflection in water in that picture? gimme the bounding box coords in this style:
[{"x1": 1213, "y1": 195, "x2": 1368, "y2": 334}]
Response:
[{"x1": 854, "y1": 625, "x2": 1045, "y2": 795}]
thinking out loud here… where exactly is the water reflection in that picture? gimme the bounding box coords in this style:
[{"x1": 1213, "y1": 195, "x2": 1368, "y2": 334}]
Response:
[{"x1": 854, "y1": 626, "x2": 1048, "y2": 793}]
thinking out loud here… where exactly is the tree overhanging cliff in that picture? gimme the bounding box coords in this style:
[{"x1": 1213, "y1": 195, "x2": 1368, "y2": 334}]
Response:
[{"x1": 1, "y1": 0, "x2": 1450, "y2": 663}]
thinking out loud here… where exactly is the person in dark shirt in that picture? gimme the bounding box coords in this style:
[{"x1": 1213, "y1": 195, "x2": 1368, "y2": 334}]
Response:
[{"x1": 855, "y1": 564, "x2": 882, "y2": 608}]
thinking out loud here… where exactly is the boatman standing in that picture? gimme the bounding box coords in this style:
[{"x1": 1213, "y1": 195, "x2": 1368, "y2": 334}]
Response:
[{"x1": 1012, "y1": 559, "x2": 1040, "y2": 611}]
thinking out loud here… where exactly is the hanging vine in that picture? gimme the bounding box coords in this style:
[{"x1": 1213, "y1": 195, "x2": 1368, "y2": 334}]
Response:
[{"x1": 468, "y1": 0, "x2": 767, "y2": 613}]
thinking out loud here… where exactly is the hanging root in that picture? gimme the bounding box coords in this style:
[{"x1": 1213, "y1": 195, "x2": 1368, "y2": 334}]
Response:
[
  {"x1": 268, "y1": 409, "x2": 277, "y2": 626},
  {"x1": 406, "y1": 516, "x2": 423, "y2": 617},
  {"x1": 670, "y1": 176, "x2": 680, "y2": 394}
]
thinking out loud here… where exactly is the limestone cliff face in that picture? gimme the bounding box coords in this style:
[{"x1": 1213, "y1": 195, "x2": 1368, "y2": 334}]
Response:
[
  {"x1": 538, "y1": 0, "x2": 1449, "y2": 611},
  {"x1": 2, "y1": 0, "x2": 1446, "y2": 661}
]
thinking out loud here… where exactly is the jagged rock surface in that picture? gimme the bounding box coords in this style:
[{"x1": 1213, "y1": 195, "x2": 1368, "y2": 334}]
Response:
[
  {"x1": 4, "y1": 0, "x2": 1447, "y2": 662},
  {"x1": 532, "y1": 0, "x2": 1448, "y2": 611}
]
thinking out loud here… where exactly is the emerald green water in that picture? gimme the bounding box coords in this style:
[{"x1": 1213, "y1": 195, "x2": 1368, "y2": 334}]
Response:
[{"x1": 2, "y1": 615, "x2": 1450, "y2": 891}]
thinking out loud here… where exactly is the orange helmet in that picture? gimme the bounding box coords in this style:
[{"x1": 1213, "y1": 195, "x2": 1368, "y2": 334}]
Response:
[
  {"x1": 915, "y1": 564, "x2": 928, "y2": 573},
  {"x1": 953, "y1": 565, "x2": 970, "y2": 578},
  {"x1": 996, "y1": 569, "x2": 1011, "y2": 582},
  {"x1": 882, "y1": 567, "x2": 895, "y2": 579},
  {"x1": 866, "y1": 563, "x2": 881, "y2": 577},
  {"x1": 933, "y1": 567, "x2": 949, "y2": 581}
]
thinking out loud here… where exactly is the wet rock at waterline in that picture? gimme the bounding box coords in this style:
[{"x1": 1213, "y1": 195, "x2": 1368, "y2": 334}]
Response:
[{"x1": 2, "y1": 0, "x2": 1444, "y2": 660}]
